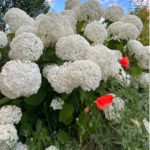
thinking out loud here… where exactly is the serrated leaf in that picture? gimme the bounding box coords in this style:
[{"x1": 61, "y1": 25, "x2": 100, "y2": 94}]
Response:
[
  {"x1": 24, "y1": 89, "x2": 46, "y2": 106},
  {"x1": 59, "y1": 103, "x2": 74, "y2": 126}
]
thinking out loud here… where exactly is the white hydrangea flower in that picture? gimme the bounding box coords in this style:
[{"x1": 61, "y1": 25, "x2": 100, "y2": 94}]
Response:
[
  {"x1": 0, "y1": 105, "x2": 22, "y2": 125},
  {"x1": 13, "y1": 142, "x2": 28, "y2": 150},
  {"x1": 118, "y1": 71, "x2": 131, "y2": 87},
  {"x1": 127, "y1": 40, "x2": 149, "y2": 69},
  {"x1": 139, "y1": 72, "x2": 150, "y2": 84},
  {"x1": 35, "y1": 14, "x2": 46, "y2": 27},
  {"x1": 112, "y1": 50, "x2": 122, "y2": 60},
  {"x1": 0, "y1": 31, "x2": 8, "y2": 48},
  {"x1": 137, "y1": 46, "x2": 150, "y2": 70},
  {"x1": 120, "y1": 15, "x2": 143, "y2": 32},
  {"x1": 84, "y1": 21, "x2": 107, "y2": 44},
  {"x1": 50, "y1": 97, "x2": 64, "y2": 110},
  {"x1": 43, "y1": 60, "x2": 102, "y2": 94},
  {"x1": 127, "y1": 40, "x2": 144, "y2": 56},
  {"x1": 107, "y1": 21, "x2": 124, "y2": 40},
  {"x1": 118, "y1": 23, "x2": 140, "y2": 40},
  {"x1": 103, "y1": 96, "x2": 125, "y2": 122},
  {"x1": 61, "y1": 10, "x2": 77, "y2": 32},
  {"x1": 104, "y1": 6, "x2": 124, "y2": 22},
  {"x1": 107, "y1": 22, "x2": 140, "y2": 40},
  {"x1": 42, "y1": 65, "x2": 57, "y2": 78},
  {"x1": 45, "y1": 145, "x2": 58, "y2": 150},
  {"x1": 72, "y1": 3, "x2": 82, "y2": 17},
  {"x1": 77, "y1": 0, "x2": 103, "y2": 22},
  {"x1": 4, "y1": 8, "x2": 35, "y2": 32},
  {"x1": 15, "y1": 25, "x2": 37, "y2": 35},
  {"x1": 0, "y1": 124, "x2": 18, "y2": 150},
  {"x1": 0, "y1": 60, "x2": 41, "y2": 99},
  {"x1": 44, "y1": 62, "x2": 76, "y2": 94},
  {"x1": 86, "y1": 44, "x2": 126, "y2": 81},
  {"x1": 71, "y1": 60, "x2": 102, "y2": 91},
  {"x1": 56, "y1": 34, "x2": 91, "y2": 61},
  {"x1": 9, "y1": 32, "x2": 44, "y2": 61},
  {"x1": 65, "y1": 0, "x2": 80, "y2": 10},
  {"x1": 36, "y1": 12, "x2": 74, "y2": 47}
]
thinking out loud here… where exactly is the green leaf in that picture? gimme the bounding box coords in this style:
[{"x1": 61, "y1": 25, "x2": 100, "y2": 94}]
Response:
[
  {"x1": 80, "y1": 90, "x2": 96, "y2": 106},
  {"x1": 24, "y1": 89, "x2": 46, "y2": 106},
  {"x1": 57, "y1": 130, "x2": 71, "y2": 144},
  {"x1": 59, "y1": 103, "x2": 74, "y2": 126},
  {"x1": 35, "y1": 119, "x2": 43, "y2": 132},
  {"x1": 76, "y1": 21, "x2": 86, "y2": 34},
  {"x1": 61, "y1": 93, "x2": 69, "y2": 101},
  {"x1": 78, "y1": 112, "x2": 86, "y2": 126},
  {"x1": 0, "y1": 97, "x2": 11, "y2": 105},
  {"x1": 20, "y1": 122, "x2": 33, "y2": 137},
  {"x1": 131, "y1": 66, "x2": 142, "y2": 76}
]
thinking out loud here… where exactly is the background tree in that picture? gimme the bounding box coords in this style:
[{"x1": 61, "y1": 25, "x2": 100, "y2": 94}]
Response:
[{"x1": 0, "y1": 0, "x2": 51, "y2": 30}]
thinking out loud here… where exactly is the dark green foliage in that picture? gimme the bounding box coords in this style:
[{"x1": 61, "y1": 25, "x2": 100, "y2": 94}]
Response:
[
  {"x1": 11, "y1": 0, "x2": 50, "y2": 17},
  {"x1": 0, "y1": 0, "x2": 50, "y2": 30}
]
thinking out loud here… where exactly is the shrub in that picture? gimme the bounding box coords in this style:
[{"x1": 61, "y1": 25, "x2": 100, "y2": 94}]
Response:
[{"x1": 0, "y1": 1, "x2": 149, "y2": 149}]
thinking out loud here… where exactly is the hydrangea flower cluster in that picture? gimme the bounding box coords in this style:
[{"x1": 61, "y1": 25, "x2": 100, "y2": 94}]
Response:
[
  {"x1": 43, "y1": 60, "x2": 102, "y2": 94},
  {"x1": 50, "y1": 97, "x2": 64, "y2": 110},
  {"x1": 0, "y1": 60, "x2": 41, "y2": 99},
  {"x1": 86, "y1": 44, "x2": 129, "y2": 82},
  {"x1": 139, "y1": 72, "x2": 150, "y2": 84},
  {"x1": 107, "y1": 22, "x2": 140, "y2": 40},
  {"x1": 0, "y1": 105, "x2": 26, "y2": 150},
  {"x1": 0, "y1": 124, "x2": 18, "y2": 150},
  {"x1": 127, "y1": 40, "x2": 149, "y2": 69},
  {"x1": 4, "y1": 8, "x2": 35, "y2": 32},
  {"x1": 13, "y1": 142, "x2": 28, "y2": 150},
  {"x1": 56, "y1": 36, "x2": 129, "y2": 82},
  {"x1": 103, "y1": 95, "x2": 125, "y2": 122},
  {"x1": 9, "y1": 32, "x2": 44, "y2": 61},
  {"x1": 84, "y1": 21, "x2": 107, "y2": 44},
  {"x1": 104, "y1": 6, "x2": 124, "y2": 22},
  {"x1": 36, "y1": 12, "x2": 74, "y2": 47},
  {"x1": 56, "y1": 34, "x2": 91, "y2": 61},
  {"x1": 61, "y1": 10, "x2": 77, "y2": 32},
  {"x1": 15, "y1": 25, "x2": 37, "y2": 35},
  {"x1": 0, "y1": 105, "x2": 22, "y2": 124},
  {"x1": 120, "y1": 15, "x2": 143, "y2": 32},
  {"x1": 77, "y1": 0, "x2": 104, "y2": 22},
  {"x1": 65, "y1": 0, "x2": 80, "y2": 10}
]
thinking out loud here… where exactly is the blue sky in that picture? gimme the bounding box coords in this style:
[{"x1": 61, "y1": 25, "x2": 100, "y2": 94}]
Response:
[{"x1": 52, "y1": 0, "x2": 135, "y2": 14}]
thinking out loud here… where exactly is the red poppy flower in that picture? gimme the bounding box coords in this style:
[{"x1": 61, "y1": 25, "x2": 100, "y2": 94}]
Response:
[
  {"x1": 118, "y1": 56, "x2": 129, "y2": 69},
  {"x1": 84, "y1": 107, "x2": 89, "y2": 113},
  {"x1": 96, "y1": 94, "x2": 114, "y2": 110}
]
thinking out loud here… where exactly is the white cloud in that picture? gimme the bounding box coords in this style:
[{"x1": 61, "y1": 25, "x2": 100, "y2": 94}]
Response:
[{"x1": 45, "y1": 0, "x2": 52, "y2": 4}]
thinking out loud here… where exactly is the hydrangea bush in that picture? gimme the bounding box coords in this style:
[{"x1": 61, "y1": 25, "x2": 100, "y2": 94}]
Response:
[{"x1": 0, "y1": 0, "x2": 149, "y2": 149}]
